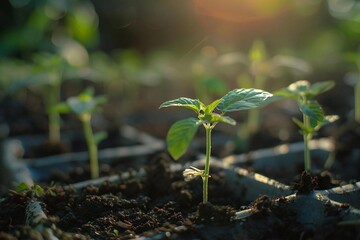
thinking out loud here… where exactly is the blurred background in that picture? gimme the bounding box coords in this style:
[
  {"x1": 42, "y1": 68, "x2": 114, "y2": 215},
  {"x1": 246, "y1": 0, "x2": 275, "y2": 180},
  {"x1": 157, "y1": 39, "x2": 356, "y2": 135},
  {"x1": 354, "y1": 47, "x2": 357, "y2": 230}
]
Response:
[{"x1": 0, "y1": 0, "x2": 359, "y2": 149}]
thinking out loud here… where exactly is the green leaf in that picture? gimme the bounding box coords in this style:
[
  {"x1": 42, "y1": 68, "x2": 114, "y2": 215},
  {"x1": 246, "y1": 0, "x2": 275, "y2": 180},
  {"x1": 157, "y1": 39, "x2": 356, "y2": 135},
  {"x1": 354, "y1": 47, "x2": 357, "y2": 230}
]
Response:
[
  {"x1": 94, "y1": 131, "x2": 108, "y2": 145},
  {"x1": 34, "y1": 185, "x2": 45, "y2": 197},
  {"x1": 159, "y1": 97, "x2": 201, "y2": 114},
  {"x1": 287, "y1": 80, "x2": 310, "y2": 94},
  {"x1": 166, "y1": 118, "x2": 200, "y2": 160},
  {"x1": 67, "y1": 97, "x2": 97, "y2": 114},
  {"x1": 299, "y1": 101, "x2": 324, "y2": 128},
  {"x1": 217, "y1": 88, "x2": 273, "y2": 112},
  {"x1": 307, "y1": 81, "x2": 335, "y2": 98},
  {"x1": 52, "y1": 102, "x2": 71, "y2": 114},
  {"x1": 273, "y1": 89, "x2": 298, "y2": 100},
  {"x1": 16, "y1": 182, "x2": 30, "y2": 193},
  {"x1": 210, "y1": 114, "x2": 236, "y2": 125},
  {"x1": 205, "y1": 99, "x2": 221, "y2": 114}
]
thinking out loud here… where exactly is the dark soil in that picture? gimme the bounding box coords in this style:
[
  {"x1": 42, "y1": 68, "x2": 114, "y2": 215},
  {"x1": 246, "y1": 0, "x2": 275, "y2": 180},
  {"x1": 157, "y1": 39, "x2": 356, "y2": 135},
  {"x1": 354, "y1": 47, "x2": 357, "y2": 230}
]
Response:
[
  {"x1": 1, "y1": 153, "x2": 359, "y2": 239},
  {"x1": 23, "y1": 128, "x2": 139, "y2": 159},
  {"x1": 42, "y1": 154, "x2": 243, "y2": 239}
]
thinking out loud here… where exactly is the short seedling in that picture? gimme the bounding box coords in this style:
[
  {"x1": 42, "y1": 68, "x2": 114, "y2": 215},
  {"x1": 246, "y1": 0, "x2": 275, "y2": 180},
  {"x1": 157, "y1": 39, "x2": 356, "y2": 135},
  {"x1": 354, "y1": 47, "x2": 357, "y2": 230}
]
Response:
[
  {"x1": 275, "y1": 80, "x2": 338, "y2": 173},
  {"x1": 55, "y1": 87, "x2": 107, "y2": 179},
  {"x1": 160, "y1": 88, "x2": 272, "y2": 204},
  {"x1": 15, "y1": 182, "x2": 56, "y2": 198}
]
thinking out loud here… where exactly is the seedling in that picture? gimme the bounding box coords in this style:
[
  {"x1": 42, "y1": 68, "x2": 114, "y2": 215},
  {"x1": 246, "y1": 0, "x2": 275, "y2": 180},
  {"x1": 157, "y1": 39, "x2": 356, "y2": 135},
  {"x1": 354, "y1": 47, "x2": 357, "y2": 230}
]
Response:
[
  {"x1": 217, "y1": 40, "x2": 310, "y2": 150},
  {"x1": 345, "y1": 50, "x2": 360, "y2": 123},
  {"x1": 7, "y1": 53, "x2": 67, "y2": 143},
  {"x1": 275, "y1": 80, "x2": 338, "y2": 173},
  {"x1": 160, "y1": 88, "x2": 272, "y2": 204},
  {"x1": 55, "y1": 87, "x2": 107, "y2": 179},
  {"x1": 15, "y1": 182, "x2": 56, "y2": 198}
]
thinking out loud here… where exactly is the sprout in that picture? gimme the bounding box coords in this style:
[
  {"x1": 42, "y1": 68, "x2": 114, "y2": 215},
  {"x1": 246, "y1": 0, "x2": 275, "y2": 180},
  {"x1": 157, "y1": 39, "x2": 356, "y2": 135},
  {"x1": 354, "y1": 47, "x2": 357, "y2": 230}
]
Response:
[
  {"x1": 275, "y1": 80, "x2": 338, "y2": 173},
  {"x1": 55, "y1": 87, "x2": 107, "y2": 179},
  {"x1": 160, "y1": 88, "x2": 272, "y2": 204}
]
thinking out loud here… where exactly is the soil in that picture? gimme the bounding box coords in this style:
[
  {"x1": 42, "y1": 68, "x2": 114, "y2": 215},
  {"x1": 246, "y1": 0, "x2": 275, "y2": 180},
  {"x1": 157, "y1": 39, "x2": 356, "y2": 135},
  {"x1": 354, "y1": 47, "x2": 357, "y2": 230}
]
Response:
[
  {"x1": 1, "y1": 153, "x2": 359, "y2": 239},
  {"x1": 23, "y1": 128, "x2": 139, "y2": 159}
]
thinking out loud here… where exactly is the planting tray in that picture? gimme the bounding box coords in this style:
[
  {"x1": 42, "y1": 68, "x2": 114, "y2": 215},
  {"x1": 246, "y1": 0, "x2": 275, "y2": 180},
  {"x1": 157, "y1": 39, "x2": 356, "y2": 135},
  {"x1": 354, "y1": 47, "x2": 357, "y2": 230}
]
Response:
[
  {"x1": 1, "y1": 154, "x2": 359, "y2": 239},
  {"x1": 222, "y1": 138, "x2": 335, "y2": 185},
  {"x1": 1, "y1": 137, "x2": 359, "y2": 239},
  {"x1": 0, "y1": 125, "x2": 164, "y2": 192}
]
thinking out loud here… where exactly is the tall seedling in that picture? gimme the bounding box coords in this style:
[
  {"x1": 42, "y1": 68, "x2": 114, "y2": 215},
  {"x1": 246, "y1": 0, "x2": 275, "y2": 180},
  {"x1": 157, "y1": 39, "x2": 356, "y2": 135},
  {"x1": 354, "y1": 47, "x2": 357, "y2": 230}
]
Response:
[
  {"x1": 217, "y1": 40, "x2": 311, "y2": 150},
  {"x1": 55, "y1": 87, "x2": 107, "y2": 179},
  {"x1": 276, "y1": 80, "x2": 338, "y2": 173},
  {"x1": 8, "y1": 53, "x2": 67, "y2": 143},
  {"x1": 160, "y1": 88, "x2": 272, "y2": 204}
]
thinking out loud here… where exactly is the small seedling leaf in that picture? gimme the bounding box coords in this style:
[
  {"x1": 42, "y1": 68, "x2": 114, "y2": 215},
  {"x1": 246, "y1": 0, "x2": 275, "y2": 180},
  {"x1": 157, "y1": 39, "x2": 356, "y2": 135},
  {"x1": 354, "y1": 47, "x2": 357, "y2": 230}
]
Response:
[
  {"x1": 217, "y1": 88, "x2": 273, "y2": 112},
  {"x1": 210, "y1": 114, "x2": 236, "y2": 125},
  {"x1": 307, "y1": 81, "x2": 335, "y2": 98},
  {"x1": 159, "y1": 97, "x2": 201, "y2": 114},
  {"x1": 166, "y1": 118, "x2": 200, "y2": 160},
  {"x1": 16, "y1": 182, "x2": 30, "y2": 193},
  {"x1": 67, "y1": 97, "x2": 97, "y2": 114},
  {"x1": 287, "y1": 80, "x2": 310, "y2": 94},
  {"x1": 34, "y1": 185, "x2": 45, "y2": 197},
  {"x1": 273, "y1": 89, "x2": 298, "y2": 100},
  {"x1": 205, "y1": 99, "x2": 221, "y2": 115},
  {"x1": 94, "y1": 131, "x2": 108, "y2": 145},
  {"x1": 299, "y1": 101, "x2": 324, "y2": 128}
]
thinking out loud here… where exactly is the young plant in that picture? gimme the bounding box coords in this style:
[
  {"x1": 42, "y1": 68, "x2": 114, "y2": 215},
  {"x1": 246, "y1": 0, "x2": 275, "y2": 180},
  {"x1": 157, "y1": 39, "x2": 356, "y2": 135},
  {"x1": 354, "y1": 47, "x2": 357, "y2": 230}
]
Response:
[
  {"x1": 55, "y1": 87, "x2": 107, "y2": 179},
  {"x1": 160, "y1": 88, "x2": 272, "y2": 204},
  {"x1": 15, "y1": 182, "x2": 56, "y2": 198},
  {"x1": 275, "y1": 80, "x2": 338, "y2": 173},
  {"x1": 345, "y1": 50, "x2": 360, "y2": 123},
  {"x1": 217, "y1": 40, "x2": 311, "y2": 151},
  {"x1": 6, "y1": 53, "x2": 66, "y2": 143}
]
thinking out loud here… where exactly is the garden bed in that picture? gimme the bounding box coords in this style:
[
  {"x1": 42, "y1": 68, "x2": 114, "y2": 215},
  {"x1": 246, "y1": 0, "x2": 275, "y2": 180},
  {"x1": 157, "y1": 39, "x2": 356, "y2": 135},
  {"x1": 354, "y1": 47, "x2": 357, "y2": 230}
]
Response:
[
  {"x1": 1, "y1": 147, "x2": 359, "y2": 239},
  {"x1": 0, "y1": 125, "x2": 164, "y2": 192}
]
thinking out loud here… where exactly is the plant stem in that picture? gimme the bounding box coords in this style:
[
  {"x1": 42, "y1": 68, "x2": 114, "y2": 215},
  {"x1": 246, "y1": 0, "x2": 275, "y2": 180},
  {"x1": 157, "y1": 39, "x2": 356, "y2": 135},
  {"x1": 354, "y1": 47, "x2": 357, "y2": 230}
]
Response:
[
  {"x1": 203, "y1": 126, "x2": 212, "y2": 204},
  {"x1": 47, "y1": 83, "x2": 61, "y2": 143},
  {"x1": 303, "y1": 112, "x2": 311, "y2": 173},
  {"x1": 355, "y1": 80, "x2": 360, "y2": 123},
  {"x1": 82, "y1": 116, "x2": 99, "y2": 179}
]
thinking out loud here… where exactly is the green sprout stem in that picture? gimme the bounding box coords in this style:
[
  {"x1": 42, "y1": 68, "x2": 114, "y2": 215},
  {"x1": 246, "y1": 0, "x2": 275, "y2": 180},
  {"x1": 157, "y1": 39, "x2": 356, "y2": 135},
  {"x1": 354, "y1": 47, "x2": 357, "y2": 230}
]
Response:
[
  {"x1": 303, "y1": 112, "x2": 311, "y2": 172},
  {"x1": 355, "y1": 80, "x2": 360, "y2": 123},
  {"x1": 82, "y1": 115, "x2": 99, "y2": 179},
  {"x1": 202, "y1": 126, "x2": 212, "y2": 204}
]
